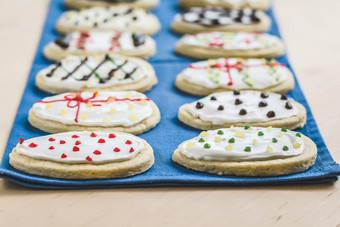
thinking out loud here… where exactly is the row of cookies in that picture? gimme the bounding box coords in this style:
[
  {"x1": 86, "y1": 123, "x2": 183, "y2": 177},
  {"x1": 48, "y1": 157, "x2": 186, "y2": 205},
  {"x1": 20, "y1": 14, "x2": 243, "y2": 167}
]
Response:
[
  {"x1": 9, "y1": 1, "x2": 163, "y2": 179},
  {"x1": 170, "y1": 1, "x2": 317, "y2": 176}
]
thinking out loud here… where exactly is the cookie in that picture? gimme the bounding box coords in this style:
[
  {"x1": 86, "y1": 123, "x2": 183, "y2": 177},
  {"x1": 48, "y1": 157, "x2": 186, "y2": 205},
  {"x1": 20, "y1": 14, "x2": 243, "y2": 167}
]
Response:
[
  {"x1": 175, "y1": 32, "x2": 284, "y2": 59},
  {"x1": 44, "y1": 31, "x2": 155, "y2": 61},
  {"x1": 172, "y1": 127, "x2": 317, "y2": 176},
  {"x1": 179, "y1": 0, "x2": 270, "y2": 11},
  {"x1": 175, "y1": 58, "x2": 294, "y2": 96},
  {"x1": 178, "y1": 91, "x2": 306, "y2": 130},
  {"x1": 36, "y1": 54, "x2": 157, "y2": 94},
  {"x1": 172, "y1": 7, "x2": 271, "y2": 34},
  {"x1": 9, "y1": 131, "x2": 154, "y2": 179},
  {"x1": 28, "y1": 91, "x2": 161, "y2": 135},
  {"x1": 56, "y1": 6, "x2": 161, "y2": 35},
  {"x1": 64, "y1": 0, "x2": 159, "y2": 11}
]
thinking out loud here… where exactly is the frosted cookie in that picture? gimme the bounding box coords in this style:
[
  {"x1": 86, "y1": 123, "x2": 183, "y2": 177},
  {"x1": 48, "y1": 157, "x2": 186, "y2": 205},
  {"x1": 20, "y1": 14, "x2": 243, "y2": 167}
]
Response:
[
  {"x1": 172, "y1": 7, "x2": 270, "y2": 34},
  {"x1": 175, "y1": 32, "x2": 284, "y2": 59},
  {"x1": 175, "y1": 58, "x2": 294, "y2": 96},
  {"x1": 44, "y1": 31, "x2": 156, "y2": 61},
  {"x1": 36, "y1": 54, "x2": 157, "y2": 94},
  {"x1": 178, "y1": 91, "x2": 306, "y2": 130},
  {"x1": 9, "y1": 131, "x2": 154, "y2": 179},
  {"x1": 179, "y1": 0, "x2": 270, "y2": 11},
  {"x1": 172, "y1": 127, "x2": 317, "y2": 176},
  {"x1": 56, "y1": 6, "x2": 160, "y2": 35},
  {"x1": 28, "y1": 91, "x2": 160, "y2": 135},
  {"x1": 65, "y1": 0, "x2": 159, "y2": 11}
]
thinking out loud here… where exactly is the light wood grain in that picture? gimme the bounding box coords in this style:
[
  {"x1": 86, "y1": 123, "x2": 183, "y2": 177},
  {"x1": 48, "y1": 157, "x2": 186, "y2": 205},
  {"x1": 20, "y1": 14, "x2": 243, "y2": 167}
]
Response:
[{"x1": 1, "y1": 0, "x2": 340, "y2": 226}]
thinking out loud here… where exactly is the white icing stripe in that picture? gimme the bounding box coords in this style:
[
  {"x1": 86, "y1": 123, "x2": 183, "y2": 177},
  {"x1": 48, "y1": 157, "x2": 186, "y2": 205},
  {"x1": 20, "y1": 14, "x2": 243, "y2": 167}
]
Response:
[
  {"x1": 180, "y1": 127, "x2": 304, "y2": 161},
  {"x1": 39, "y1": 55, "x2": 151, "y2": 90},
  {"x1": 182, "y1": 58, "x2": 289, "y2": 90},
  {"x1": 31, "y1": 91, "x2": 153, "y2": 127},
  {"x1": 180, "y1": 32, "x2": 279, "y2": 50},
  {"x1": 16, "y1": 131, "x2": 144, "y2": 164},
  {"x1": 186, "y1": 91, "x2": 298, "y2": 124}
]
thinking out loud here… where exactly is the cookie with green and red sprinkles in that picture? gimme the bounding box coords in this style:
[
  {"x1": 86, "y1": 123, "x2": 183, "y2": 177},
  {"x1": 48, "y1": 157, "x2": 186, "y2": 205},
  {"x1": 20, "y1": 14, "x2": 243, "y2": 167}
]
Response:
[
  {"x1": 172, "y1": 126, "x2": 317, "y2": 176},
  {"x1": 9, "y1": 131, "x2": 154, "y2": 179}
]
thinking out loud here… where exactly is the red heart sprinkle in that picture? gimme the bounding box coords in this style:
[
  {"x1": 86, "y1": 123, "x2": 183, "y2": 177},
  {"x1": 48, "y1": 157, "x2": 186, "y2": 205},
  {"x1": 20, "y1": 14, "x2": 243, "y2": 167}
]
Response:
[
  {"x1": 109, "y1": 134, "x2": 116, "y2": 138},
  {"x1": 60, "y1": 140, "x2": 66, "y2": 144},
  {"x1": 73, "y1": 146, "x2": 80, "y2": 152},
  {"x1": 125, "y1": 140, "x2": 132, "y2": 145},
  {"x1": 19, "y1": 138, "x2": 24, "y2": 144},
  {"x1": 61, "y1": 153, "x2": 67, "y2": 159},
  {"x1": 75, "y1": 141, "x2": 81, "y2": 145},
  {"x1": 72, "y1": 135, "x2": 79, "y2": 138},
  {"x1": 90, "y1": 132, "x2": 97, "y2": 137},
  {"x1": 114, "y1": 147, "x2": 120, "y2": 152},
  {"x1": 129, "y1": 147, "x2": 134, "y2": 153},
  {"x1": 49, "y1": 146, "x2": 55, "y2": 150},
  {"x1": 86, "y1": 156, "x2": 92, "y2": 162},
  {"x1": 28, "y1": 143, "x2": 38, "y2": 148},
  {"x1": 93, "y1": 150, "x2": 101, "y2": 155},
  {"x1": 49, "y1": 138, "x2": 55, "y2": 142},
  {"x1": 98, "y1": 139, "x2": 105, "y2": 143}
]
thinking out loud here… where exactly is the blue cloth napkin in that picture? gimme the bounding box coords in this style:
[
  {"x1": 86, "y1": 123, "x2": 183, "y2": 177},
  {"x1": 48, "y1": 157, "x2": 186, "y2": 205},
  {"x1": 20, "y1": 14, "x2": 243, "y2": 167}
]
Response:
[{"x1": 1, "y1": 0, "x2": 340, "y2": 189}]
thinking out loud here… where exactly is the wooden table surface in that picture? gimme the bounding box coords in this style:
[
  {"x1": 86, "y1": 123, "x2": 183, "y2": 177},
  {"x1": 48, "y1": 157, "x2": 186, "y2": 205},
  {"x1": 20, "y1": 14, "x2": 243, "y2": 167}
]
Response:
[{"x1": 1, "y1": 0, "x2": 340, "y2": 226}]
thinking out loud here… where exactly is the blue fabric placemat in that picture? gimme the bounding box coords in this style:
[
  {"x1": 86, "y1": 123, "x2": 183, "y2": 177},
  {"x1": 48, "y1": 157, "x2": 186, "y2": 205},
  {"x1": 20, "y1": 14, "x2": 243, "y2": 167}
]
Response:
[{"x1": 1, "y1": 0, "x2": 340, "y2": 189}]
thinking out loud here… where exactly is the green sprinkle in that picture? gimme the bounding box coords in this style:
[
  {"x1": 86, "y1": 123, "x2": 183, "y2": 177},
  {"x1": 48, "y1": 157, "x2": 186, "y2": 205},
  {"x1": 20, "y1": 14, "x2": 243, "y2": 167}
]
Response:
[
  {"x1": 296, "y1": 133, "x2": 301, "y2": 138},
  {"x1": 258, "y1": 131, "x2": 264, "y2": 136},
  {"x1": 272, "y1": 138, "x2": 278, "y2": 143},
  {"x1": 228, "y1": 138, "x2": 235, "y2": 143},
  {"x1": 281, "y1": 128, "x2": 287, "y2": 132},
  {"x1": 244, "y1": 125, "x2": 251, "y2": 130},
  {"x1": 282, "y1": 146, "x2": 289, "y2": 151},
  {"x1": 217, "y1": 130, "x2": 224, "y2": 135},
  {"x1": 198, "y1": 138, "x2": 205, "y2": 143},
  {"x1": 244, "y1": 146, "x2": 251, "y2": 152},
  {"x1": 204, "y1": 143, "x2": 211, "y2": 149}
]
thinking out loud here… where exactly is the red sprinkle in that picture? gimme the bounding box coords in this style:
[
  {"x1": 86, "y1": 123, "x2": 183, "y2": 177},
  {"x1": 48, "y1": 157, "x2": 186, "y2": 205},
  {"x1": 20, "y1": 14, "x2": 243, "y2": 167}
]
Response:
[
  {"x1": 60, "y1": 140, "x2": 66, "y2": 144},
  {"x1": 61, "y1": 153, "x2": 67, "y2": 159},
  {"x1": 114, "y1": 147, "x2": 120, "y2": 152},
  {"x1": 73, "y1": 146, "x2": 80, "y2": 152},
  {"x1": 19, "y1": 138, "x2": 24, "y2": 144},
  {"x1": 49, "y1": 138, "x2": 55, "y2": 142},
  {"x1": 125, "y1": 140, "x2": 132, "y2": 145},
  {"x1": 86, "y1": 156, "x2": 92, "y2": 162},
  {"x1": 75, "y1": 141, "x2": 81, "y2": 145},
  {"x1": 49, "y1": 146, "x2": 55, "y2": 150},
  {"x1": 109, "y1": 133, "x2": 116, "y2": 138},
  {"x1": 129, "y1": 147, "x2": 134, "y2": 153},
  {"x1": 72, "y1": 135, "x2": 79, "y2": 138},
  {"x1": 28, "y1": 143, "x2": 38, "y2": 148},
  {"x1": 90, "y1": 132, "x2": 97, "y2": 137},
  {"x1": 93, "y1": 150, "x2": 102, "y2": 155},
  {"x1": 98, "y1": 139, "x2": 105, "y2": 143}
]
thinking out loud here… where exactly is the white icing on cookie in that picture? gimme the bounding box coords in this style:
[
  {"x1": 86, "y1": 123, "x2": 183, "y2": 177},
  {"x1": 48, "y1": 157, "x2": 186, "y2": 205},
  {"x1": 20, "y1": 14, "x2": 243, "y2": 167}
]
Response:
[
  {"x1": 186, "y1": 91, "x2": 298, "y2": 124},
  {"x1": 182, "y1": 58, "x2": 289, "y2": 90},
  {"x1": 58, "y1": 6, "x2": 158, "y2": 33},
  {"x1": 180, "y1": 127, "x2": 304, "y2": 161},
  {"x1": 31, "y1": 91, "x2": 153, "y2": 127},
  {"x1": 180, "y1": 32, "x2": 279, "y2": 50},
  {"x1": 39, "y1": 55, "x2": 152, "y2": 90},
  {"x1": 16, "y1": 131, "x2": 144, "y2": 164},
  {"x1": 205, "y1": 0, "x2": 264, "y2": 7}
]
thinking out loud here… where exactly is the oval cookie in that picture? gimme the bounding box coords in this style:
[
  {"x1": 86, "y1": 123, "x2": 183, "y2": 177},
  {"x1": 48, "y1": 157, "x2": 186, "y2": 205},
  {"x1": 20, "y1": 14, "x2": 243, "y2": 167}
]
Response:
[
  {"x1": 172, "y1": 127, "x2": 317, "y2": 176},
  {"x1": 36, "y1": 54, "x2": 157, "y2": 94},
  {"x1": 9, "y1": 131, "x2": 154, "y2": 179},
  {"x1": 178, "y1": 91, "x2": 306, "y2": 130},
  {"x1": 64, "y1": 0, "x2": 159, "y2": 11},
  {"x1": 57, "y1": 6, "x2": 161, "y2": 35},
  {"x1": 28, "y1": 91, "x2": 161, "y2": 135},
  {"x1": 172, "y1": 7, "x2": 271, "y2": 34},
  {"x1": 44, "y1": 31, "x2": 156, "y2": 61},
  {"x1": 175, "y1": 32, "x2": 284, "y2": 59},
  {"x1": 179, "y1": 0, "x2": 270, "y2": 11},
  {"x1": 175, "y1": 58, "x2": 294, "y2": 96}
]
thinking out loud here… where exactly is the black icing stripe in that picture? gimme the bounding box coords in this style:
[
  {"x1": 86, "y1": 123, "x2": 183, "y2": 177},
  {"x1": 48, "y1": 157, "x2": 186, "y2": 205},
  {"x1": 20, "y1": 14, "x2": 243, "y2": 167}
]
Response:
[{"x1": 61, "y1": 57, "x2": 88, "y2": 80}]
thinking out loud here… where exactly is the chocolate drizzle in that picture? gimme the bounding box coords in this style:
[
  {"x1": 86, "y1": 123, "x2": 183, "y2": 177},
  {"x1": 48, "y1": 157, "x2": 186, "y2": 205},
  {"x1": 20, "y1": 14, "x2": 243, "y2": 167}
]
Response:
[
  {"x1": 77, "y1": 55, "x2": 111, "y2": 81},
  {"x1": 46, "y1": 62, "x2": 62, "y2": 78},
  {"x1": 132, "y1": 33, "x2": 145, "y2": 47},
  {"x1": 54, "y1": 35, "x2": 72, "y2": 49},
  {"x1": 62, "y1": 57, "x2": 88, "y2": 80}
]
